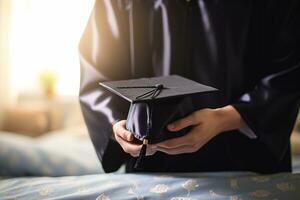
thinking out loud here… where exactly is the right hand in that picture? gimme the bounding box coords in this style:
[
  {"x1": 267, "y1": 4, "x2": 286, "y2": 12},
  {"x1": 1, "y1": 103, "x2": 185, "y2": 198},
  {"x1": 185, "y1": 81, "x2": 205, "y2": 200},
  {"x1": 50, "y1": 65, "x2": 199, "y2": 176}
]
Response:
[{"x1": 113, "y1": 120, "x2": 157, "y2": 157}]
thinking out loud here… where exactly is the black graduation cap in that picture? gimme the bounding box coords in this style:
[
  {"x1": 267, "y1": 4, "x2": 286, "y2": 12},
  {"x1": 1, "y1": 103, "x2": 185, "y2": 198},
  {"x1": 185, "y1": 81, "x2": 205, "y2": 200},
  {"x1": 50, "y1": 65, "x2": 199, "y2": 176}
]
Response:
[{"x1": 100, "y1": 75, "x2": 218, "y2": 169}]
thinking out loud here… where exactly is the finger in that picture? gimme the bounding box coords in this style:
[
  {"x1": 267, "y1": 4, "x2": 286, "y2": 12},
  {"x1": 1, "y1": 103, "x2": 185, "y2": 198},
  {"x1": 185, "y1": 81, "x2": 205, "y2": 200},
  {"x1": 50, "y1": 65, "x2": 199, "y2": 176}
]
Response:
[
  {"x1": 167, "y1": 113, "x2": 198, "y2": 132},
  {"x1": 130, "y1": 151, "x2": 156, "y2": 157},
  {"x1": 115, "y1": 135, "x2": 142, "y2": 154},
  {"x1": 129, "y1": 145, "x2": 157, "y2": 157},
  {"x1": 158, "y1": 130, "x2": 214, "y2": 155},
  {"x1": 130, "y1": 149, "x2": 157, "y2": 157},
  {"x1": 156, "y1": 133, "x2": 195, "y2": 149},
  {"x1": 113, "y1": 120, "x2": 126, "y2": 132},
  {"x1": 115, "y1": 121, "x2": 134, "y2": 141},
  {"x1": 146, "y1": 145, "x2": 157, "y2": 156},
  {"x1": 146, "y1": 149, "x2": 157, "y2": 156},
  {"x1": 157, "y1": 145, "x2": 197, "y2": 155}
]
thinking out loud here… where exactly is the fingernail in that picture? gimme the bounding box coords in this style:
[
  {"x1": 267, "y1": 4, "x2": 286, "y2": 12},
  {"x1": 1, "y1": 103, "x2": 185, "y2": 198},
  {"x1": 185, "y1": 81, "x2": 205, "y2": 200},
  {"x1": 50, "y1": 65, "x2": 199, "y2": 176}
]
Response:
[
  {"x1": 127, "y1": 134, "x2": 133, "y2": 141},
  {"x1": 168, "y1": 124, "x2": 175, "y2": 130}
]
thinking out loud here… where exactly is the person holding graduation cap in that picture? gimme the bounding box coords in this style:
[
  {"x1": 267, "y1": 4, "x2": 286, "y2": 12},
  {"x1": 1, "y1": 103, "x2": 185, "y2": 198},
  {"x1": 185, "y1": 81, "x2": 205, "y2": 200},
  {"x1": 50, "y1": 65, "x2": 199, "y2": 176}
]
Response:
[{"x1": 79, "y1": 0, "x2": 300, "y2": 173}]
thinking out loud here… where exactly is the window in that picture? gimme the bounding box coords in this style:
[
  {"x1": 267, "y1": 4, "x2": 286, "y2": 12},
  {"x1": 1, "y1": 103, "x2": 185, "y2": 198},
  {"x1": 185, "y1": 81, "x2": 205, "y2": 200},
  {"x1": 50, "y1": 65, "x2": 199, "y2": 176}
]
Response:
[{"x1": 9, "y1": 0, "x2": 94, "y2": 96}]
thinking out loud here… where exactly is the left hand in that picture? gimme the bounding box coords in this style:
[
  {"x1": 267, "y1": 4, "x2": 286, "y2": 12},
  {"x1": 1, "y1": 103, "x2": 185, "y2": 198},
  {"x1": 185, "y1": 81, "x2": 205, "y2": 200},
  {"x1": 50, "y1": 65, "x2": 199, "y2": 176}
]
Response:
[{"x1": 156, "y1": 105, "x2": 247, "y2": 155}]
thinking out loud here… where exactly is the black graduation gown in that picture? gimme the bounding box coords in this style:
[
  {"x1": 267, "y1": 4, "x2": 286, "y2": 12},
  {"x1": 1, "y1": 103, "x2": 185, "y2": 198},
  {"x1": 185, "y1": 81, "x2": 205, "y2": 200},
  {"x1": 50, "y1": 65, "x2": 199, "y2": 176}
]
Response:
[{"x1": 79, "y1": 0, "x2": 300, "y2": 174}]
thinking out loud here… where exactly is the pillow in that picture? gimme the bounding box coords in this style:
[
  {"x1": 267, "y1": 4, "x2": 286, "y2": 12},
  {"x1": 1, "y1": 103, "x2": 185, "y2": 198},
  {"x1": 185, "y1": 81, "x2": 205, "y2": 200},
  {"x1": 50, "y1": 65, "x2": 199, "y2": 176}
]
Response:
[{"x1": 0, "y1": 127, "x2": 106, "y2": 177}]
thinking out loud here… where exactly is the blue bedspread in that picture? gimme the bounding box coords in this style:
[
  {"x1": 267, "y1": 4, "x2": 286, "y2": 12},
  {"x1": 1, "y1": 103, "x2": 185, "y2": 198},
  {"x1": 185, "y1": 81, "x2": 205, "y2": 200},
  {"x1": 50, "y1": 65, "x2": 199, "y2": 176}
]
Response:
[{"x1": 1, "y1": 172, "x2": 300, "y2": 200}]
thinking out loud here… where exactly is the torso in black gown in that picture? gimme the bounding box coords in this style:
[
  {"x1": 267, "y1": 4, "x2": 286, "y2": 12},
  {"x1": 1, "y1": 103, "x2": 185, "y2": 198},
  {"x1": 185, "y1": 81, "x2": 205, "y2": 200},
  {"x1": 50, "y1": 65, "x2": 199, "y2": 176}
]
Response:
[{"x1": 79, "y1": 0, "x2": 300, "y2": 174}]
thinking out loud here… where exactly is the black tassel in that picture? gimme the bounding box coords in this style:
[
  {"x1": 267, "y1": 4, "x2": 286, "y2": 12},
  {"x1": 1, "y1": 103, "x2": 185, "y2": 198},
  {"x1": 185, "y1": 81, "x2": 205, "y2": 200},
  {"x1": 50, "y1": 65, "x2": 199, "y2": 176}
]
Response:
[{"x1": 134, "y1": 139, "x2": 148, "y2": 169}]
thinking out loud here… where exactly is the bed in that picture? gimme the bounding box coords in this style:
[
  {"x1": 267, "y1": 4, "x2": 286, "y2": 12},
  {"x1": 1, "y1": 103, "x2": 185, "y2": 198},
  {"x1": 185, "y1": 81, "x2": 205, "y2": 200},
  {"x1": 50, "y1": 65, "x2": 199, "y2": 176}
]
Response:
[
  {"x1": 1, "y1": 172, "x2": 300, "y2": 199},
  {"x1": 1, "y1": 128, "x2": 300, "y2": 200}
]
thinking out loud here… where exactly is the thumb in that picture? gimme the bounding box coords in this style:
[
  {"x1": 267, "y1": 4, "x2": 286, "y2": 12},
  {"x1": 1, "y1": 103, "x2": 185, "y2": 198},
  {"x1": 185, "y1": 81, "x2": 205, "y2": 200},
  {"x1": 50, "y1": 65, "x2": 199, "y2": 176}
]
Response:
[{"x1": 167, "y1": 113, "x2": 198, "y2": 132}]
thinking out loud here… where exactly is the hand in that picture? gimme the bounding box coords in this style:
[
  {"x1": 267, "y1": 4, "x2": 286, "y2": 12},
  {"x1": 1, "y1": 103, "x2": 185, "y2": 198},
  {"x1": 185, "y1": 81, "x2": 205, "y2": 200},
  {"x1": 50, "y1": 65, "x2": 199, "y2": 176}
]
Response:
[
  {"x1": 156, "y1": 105, "x2": 247, "y2": 155},
  {"x1": 113, "y1": 120, "x2": 157, "y2": 157}
]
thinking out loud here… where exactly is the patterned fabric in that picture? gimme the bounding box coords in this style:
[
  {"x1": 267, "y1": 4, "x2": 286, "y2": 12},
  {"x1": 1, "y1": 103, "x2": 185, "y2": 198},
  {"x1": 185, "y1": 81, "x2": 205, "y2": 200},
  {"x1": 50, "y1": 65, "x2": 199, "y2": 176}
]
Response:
[{"x1": 0, "y1": 172, "x2": 300, "y2": 200}]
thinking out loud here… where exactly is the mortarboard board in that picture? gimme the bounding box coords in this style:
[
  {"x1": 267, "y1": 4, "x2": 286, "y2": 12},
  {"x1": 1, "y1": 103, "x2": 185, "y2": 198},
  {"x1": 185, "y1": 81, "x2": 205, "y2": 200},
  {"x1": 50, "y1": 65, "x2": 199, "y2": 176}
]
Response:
[{"x1": 100, "y1": 75, "x2": 218, "y2": 169}]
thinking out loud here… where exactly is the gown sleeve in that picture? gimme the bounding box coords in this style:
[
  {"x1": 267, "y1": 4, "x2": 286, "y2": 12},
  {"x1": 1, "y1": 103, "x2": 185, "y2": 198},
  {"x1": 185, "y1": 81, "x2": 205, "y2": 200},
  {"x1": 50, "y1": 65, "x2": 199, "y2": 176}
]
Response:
[
  {"x1": 79, "y1": 0, "x2": 130, "y2": 163},
  {"x1": 232, "y1": 1, "x2": 300, "y2": 162}
]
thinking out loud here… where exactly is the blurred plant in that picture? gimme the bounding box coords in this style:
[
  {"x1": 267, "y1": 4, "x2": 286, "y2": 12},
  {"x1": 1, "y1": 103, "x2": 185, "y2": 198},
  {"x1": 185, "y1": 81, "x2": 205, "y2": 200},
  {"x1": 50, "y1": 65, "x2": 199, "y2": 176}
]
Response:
[{"x1": 38, "y1": 70, "x2": 58, "y2": 98}]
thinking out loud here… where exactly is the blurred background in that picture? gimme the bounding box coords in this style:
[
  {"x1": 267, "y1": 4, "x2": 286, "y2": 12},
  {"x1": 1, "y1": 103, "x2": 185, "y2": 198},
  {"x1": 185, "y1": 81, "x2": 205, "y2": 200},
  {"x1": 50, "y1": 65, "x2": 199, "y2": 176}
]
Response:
[
  {"x1": 0, "y1": 0, "x2": 108, "y2": 176},
  {"x1": 0, "y1": 0, "x2": 95, "y2": 131},
  {"x1": 0, "y1": 0, "x2": 299, "y2": 177}
]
